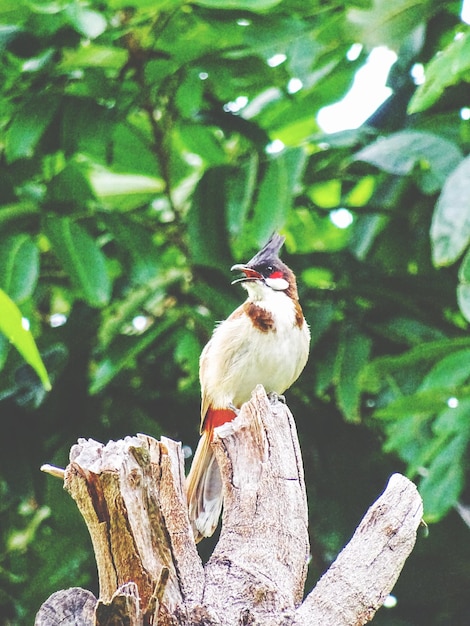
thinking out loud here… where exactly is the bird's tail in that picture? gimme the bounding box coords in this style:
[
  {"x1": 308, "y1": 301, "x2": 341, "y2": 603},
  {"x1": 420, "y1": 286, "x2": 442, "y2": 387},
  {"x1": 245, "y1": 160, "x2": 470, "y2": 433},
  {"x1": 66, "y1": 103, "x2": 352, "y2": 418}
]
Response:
[{"x1": 186, "y1": 430, "x2": 223, "y2": 542}]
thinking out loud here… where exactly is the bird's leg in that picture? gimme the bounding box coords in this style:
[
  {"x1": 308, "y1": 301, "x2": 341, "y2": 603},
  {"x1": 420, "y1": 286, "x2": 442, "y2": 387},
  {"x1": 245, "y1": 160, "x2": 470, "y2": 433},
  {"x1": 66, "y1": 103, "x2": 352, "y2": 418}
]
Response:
[
  {"x1": 267, "y1": 392, "x2": 286, "y2": 405},
  {"x1": 228, "y1": 402, "x2": 240, "y2": 415}
]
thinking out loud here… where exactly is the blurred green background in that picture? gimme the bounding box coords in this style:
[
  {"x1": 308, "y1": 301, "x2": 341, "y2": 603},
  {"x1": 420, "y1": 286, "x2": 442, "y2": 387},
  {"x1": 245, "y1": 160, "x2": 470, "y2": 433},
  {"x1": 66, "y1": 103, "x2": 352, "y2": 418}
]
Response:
[{"x1": 2, "y1": 0, "x2": 470, "y2": 623}]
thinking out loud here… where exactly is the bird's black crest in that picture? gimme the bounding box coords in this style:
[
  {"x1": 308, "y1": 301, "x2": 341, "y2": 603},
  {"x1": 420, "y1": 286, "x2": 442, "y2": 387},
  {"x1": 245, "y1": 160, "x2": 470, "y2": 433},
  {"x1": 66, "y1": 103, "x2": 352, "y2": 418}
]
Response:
[{"x1": 246, "y1": 233, "x2": 285, "y2": 267}]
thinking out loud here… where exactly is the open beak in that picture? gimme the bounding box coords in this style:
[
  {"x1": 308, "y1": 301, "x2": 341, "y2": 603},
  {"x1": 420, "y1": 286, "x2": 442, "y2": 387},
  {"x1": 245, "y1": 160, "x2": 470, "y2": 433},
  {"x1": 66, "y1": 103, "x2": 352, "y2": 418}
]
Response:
[{"x1": 230, "y1": 264, "x2": 263, "y2": 285}]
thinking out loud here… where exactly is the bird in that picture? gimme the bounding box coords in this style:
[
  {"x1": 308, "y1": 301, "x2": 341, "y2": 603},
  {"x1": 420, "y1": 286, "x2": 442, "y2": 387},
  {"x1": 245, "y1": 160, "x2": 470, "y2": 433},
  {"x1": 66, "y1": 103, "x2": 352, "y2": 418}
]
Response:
[{"x1": 186, "y1": 233, "x2": 310, "y2": 541}]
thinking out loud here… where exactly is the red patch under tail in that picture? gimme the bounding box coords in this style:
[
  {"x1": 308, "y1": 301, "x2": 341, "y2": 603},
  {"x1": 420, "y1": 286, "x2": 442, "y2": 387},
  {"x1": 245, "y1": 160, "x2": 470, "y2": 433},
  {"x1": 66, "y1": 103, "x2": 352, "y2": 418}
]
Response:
[{"x1": 204, "y1": 407, "x2": 237, "y2": 439}]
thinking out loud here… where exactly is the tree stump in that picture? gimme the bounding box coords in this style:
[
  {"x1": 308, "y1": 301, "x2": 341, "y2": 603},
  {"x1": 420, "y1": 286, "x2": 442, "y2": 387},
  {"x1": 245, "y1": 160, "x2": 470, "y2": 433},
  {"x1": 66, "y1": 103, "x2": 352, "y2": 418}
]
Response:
[{"x1": 35, "y1": 385, "x2": 423, "y2": 625}]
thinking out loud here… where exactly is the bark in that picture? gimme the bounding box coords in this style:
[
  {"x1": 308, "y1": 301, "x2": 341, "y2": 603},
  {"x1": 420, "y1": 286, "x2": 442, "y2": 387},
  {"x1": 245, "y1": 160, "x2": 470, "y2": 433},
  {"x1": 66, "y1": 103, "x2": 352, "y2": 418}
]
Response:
[
  {"x1": 203, "y1": 389, "x2": 309, "y2": 625},
  {"x1": 293, "y1": 473, "x2": 423, "y2": 626},
  {"x1": 35, "y1": 385, "x2": 423, "y2": 626}
]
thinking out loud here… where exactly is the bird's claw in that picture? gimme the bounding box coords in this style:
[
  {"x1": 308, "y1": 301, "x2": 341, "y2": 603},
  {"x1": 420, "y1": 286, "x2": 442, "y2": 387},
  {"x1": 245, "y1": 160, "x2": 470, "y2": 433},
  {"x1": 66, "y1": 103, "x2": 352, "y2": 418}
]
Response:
[
  {"x1": 267, "y1": 392, "x2": 286, "y2": 405},
  {"x1": 228, "y1": 402, "x2": 240, "y2": 415}
]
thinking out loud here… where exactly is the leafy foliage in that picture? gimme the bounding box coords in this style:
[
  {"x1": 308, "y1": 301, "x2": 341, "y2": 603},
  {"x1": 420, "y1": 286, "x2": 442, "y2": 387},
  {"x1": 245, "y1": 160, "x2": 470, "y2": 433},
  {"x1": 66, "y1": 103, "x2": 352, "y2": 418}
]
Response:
[
  {"x1": 0, "y1": 290, "x2": 50, "y2": 391},
  {"x1": 2, "y1": 0, "x2": 470, "y2": 624}
]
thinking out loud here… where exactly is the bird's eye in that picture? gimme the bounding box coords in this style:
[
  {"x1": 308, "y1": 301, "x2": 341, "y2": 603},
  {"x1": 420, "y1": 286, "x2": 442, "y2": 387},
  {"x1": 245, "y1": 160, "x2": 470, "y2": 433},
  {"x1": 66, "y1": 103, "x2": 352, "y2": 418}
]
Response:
[{"x1": 265, "y1": 265, "x2": 274, "y2": 274}]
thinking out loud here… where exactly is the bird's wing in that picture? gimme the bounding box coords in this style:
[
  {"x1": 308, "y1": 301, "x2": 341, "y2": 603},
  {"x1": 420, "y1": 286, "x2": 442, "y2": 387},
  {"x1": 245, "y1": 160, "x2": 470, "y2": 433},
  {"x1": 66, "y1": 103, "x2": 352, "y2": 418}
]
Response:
[
  {"x1": 198, "y1": 304, "x2": 247, "y2": 431},
  {"x1": 199, "y1": 343, "x2": 212, "y2": 430}
]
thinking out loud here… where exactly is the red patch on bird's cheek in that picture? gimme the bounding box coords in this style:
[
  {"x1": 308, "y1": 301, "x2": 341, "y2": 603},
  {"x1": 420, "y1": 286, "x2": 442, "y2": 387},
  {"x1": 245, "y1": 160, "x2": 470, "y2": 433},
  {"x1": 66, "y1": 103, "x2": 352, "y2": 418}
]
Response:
[{"x1": 269, "y1": 271, "x2": 283, "y2": 279}]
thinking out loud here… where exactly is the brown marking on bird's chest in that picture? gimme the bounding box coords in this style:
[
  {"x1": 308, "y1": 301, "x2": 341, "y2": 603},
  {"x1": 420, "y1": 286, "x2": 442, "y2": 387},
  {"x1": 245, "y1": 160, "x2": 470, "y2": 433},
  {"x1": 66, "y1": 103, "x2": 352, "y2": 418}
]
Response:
[
  {"x1": 294, "y1": 300, "x2": 305, "y2": 329},
  {"x1": 243, "y1": 302, "x2": 276, "y2": 333}
]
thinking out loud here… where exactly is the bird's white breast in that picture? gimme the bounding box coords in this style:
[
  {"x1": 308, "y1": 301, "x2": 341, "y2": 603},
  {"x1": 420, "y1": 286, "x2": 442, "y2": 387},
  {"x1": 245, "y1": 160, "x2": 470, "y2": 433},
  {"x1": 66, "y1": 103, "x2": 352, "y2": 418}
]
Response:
[{"x1": 200, "y1": 286, "x2": 310, "y2": 413}]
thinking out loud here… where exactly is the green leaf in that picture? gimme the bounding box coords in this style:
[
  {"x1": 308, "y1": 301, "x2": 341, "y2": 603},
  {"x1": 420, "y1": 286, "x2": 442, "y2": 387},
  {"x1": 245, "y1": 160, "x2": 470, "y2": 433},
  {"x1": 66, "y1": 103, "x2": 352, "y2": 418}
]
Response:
[
  {"x1": 419, "y1": 433, "x2": 468, "y2": 522},
  {"x1": 87, "y1": 166, "x2": 165, "y2": 211},
  {"x1": 408, "y1": 30, "x2": 470, "y2": 114},
  {"x1": 177, "y1": 123, "x2": 227, "y2": 166},
  {"x1": 360, "y1": 338, "x2": 470, "y2": 393},
  {"x1": 5, "y1": 93, "x2": 61, "y2": 162},
  {"x1": 47, "y1": 160, "x2": 96, "y2": 204},
  {"x1": 373, "y1": 316, "x2": 445, "y2": 347},
  {"x1": 419, "y1": 349, "x2": 470, "y2": 392},
  {"x1": 433, "y1": 397, "x2": 470, "y2": 436},
  {"x1": 457, "y1": 284, "x2": 470, "y2": 324},
  {"x1": 226, "y1": 155, "x2": 258, "y2": 240},
  {"x1": 7, "y1": 503, "x2": 50, "y2": 552},
  {"x1": 354, "y1": 130, "x2": 463, "y2": 194},
  {"x1": 260, "y1": 50, "x2": 358, "y2": 144},
  {"x1": 102, "y1": 214, "x2": 160, "y2": 283},
  {"x1": 0, "y1": 289, "x2": 51, "y2": 391},
  {"x1": 174, "y1": 329, "x2": 201, "y2": 390},
  {"x1": 0, "y1": 333, "x2": 9, "y2": 370},
  {"x1": 0, "y1": 235, "x2": 39, "y2": 303},
  {"x1": 111, "y1": 122, "x2": 160, "y2": 178},
  {"x1": 285, "y1": 208, "x2": 350, "y2": 253},
  {"x1": 0, "y1": 25, "x2": 21, "y2": 51},
  {"x1": 304, "y1": 300, "x2": 337, "y2": 348},
  {"x1": 458, "y1": 247, "x2": 470, "y2": 285},
  {"x1": 374, "y1": 388, "x2": 453, "y2": 420},
  {"x1": 64, "y1": 4, "x2": 107, "y2": 39},
  {"x1": 345, "y1": 176, "x2": 376, "y2": 207},
  {"x1": 108, "y1": 0, "x2": 180, "y2": 7},
  {"x1": 60, "y1": 44, "x2": 128, "y2": 70},
  {"x1": 430, "y1": 155, "x2": 470, "y2": 266},
  {"x1": 175, "y1": 72, "x2": 205, "y2": 119},
  {"x1": 335, "y1": 326, "x2": 372, "y2": 422},
  {"x1": 348, "y1": 214, "x2": 388, "y2": 261},
  {"x1": 90, "y1": 315, "x2": 178, "y2": 394},
  {"x1": 97, "y1": 271, "x2": 183, "y2": 350},
  {"x1": 381, "y1": 413, "x2": 428, "y2": 461},
  {"x1": 347, "y1": 0, "x2": 436, "y2": 51},
  {"x1": 61, "y1": 97, "x2": 115, "y2": 161},
  {"x1": 192, "y1": 0, "x2": 283, "y2": 10},
  {"x1": 301, "y1": 267, "x2": 335, "y2": 290},
  {"x1": 188, "y1": 166, "x2": 234, "y2": 270},
  {"x1": 248, "y1": 157, "x2": 290, "y2": 248},
  {"x1": 44, "y1": 217, "x2": 111, "y2": 308},
  {"x1": 309, "y1": 180, "x2": 341, "y2": 209},
  {"x1": 244, "y1": 149, "x2": 307, "y2": 251},
  {"x1": 457, "y1": 249, "x2": 470, "y2": 321}
]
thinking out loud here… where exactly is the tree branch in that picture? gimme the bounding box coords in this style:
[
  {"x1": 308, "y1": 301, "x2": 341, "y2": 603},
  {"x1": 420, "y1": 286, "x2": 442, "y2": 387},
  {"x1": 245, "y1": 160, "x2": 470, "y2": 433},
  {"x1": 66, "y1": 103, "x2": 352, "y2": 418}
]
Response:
[
  {"x1": 294, "y1": 473, "x2": 423, "y2": 626},
  {"x1": 35, "y1": 387, "x2": 423, "y2": 625},
  {"x1": 63, "y1": 435, "x2": 204, "y2": 623},
  {"x1": 203, "y1": 387, "x2": 310, "y2": 625}
]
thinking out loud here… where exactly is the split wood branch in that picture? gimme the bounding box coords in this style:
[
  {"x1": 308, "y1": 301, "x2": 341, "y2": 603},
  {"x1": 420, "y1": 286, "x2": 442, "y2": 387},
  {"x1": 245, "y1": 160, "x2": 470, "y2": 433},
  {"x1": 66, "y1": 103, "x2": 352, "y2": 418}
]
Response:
[
  {"x1": 293, "y1": 472, "x2": 423, "y2": 626},
  {"x1": 35, "y1": 385, "x2": 423, "y2": 626},
  {"x1": 34, "y1": 588, "x2": 97, "y2": 625},
  {"x1": 61, "y1": 434, "x2": 204, "y2": 624},
  {"x1": 202, "y1": 387, "x2": 310, "y2": 625}
]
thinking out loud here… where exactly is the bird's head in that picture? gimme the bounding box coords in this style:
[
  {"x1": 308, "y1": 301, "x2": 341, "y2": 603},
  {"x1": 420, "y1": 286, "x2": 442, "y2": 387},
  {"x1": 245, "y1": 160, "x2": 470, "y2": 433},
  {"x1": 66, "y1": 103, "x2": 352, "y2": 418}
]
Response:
[{"x1": 231, "y1": 234, "x2": 299, "y2": 300}]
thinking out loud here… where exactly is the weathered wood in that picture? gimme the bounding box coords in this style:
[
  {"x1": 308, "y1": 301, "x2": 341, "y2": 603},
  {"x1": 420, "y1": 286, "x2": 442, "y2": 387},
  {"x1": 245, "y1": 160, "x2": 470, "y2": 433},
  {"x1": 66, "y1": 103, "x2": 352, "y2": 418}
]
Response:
[
  {"x1": 36, "y1": 386, "x2": 423, "y2": 625},
  {"x1": 63, "y1": 435, "x2": 204, "y2": 622},
  {"x1": 203, "y1": 387, "x2": 309, "y2": 625},
  {"x1": 293, "y1": 473, "x2": 423, "y2": 626},
  {"x1": 95, "y1": 582, "x2": 142, "y2": 626},
  {"x1": 34, "y1": 588, "x2": 97, "y2": 626}
]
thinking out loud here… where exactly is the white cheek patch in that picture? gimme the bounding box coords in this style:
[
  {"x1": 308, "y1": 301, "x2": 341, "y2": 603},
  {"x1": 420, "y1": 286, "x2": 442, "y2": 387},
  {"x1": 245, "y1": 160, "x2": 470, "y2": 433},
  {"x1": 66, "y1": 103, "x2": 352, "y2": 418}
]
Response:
[{"x1": 265, "y1": 276, "x2": 289, "y2": 291}]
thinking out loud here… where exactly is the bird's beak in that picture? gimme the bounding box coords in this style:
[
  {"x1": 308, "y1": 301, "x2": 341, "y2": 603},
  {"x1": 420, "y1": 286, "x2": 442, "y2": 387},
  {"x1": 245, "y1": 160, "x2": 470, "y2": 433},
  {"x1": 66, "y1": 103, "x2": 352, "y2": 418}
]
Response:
[{"x1": 230, "y1": 264, "x2": 263, "y2": 284}]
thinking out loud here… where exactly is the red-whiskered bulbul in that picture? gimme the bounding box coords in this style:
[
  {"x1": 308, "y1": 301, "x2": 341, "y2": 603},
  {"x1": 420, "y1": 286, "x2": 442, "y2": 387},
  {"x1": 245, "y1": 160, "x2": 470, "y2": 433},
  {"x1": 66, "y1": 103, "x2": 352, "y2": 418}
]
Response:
[{"x1": 186, "y1": 233, "x2": 310, "y2": 541}]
